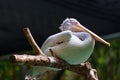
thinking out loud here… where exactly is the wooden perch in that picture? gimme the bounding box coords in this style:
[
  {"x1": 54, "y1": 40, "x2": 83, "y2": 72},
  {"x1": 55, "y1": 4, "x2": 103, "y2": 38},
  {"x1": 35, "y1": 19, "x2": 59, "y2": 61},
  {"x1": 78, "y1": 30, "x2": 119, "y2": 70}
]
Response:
[
  {"x1": 10, "y1": 27, "x2": 98, "y2": 80},
  {"x1": 10, "y1": 54, "x2": 98, "y2": 80}
]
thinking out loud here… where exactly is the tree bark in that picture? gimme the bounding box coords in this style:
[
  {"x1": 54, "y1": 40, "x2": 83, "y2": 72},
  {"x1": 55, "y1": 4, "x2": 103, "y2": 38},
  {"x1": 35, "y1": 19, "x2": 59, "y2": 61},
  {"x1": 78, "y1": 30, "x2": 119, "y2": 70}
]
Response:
[{"x1": 10, "y1": 54, "x2": 98, "y2": 80}]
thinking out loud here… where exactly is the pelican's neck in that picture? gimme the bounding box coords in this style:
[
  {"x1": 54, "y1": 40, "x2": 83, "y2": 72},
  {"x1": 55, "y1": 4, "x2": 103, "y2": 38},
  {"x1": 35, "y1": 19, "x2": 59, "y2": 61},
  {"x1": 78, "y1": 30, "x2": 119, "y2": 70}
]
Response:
[{"x1": 73, "y1": 32, "x2": 95, "y2": 52}]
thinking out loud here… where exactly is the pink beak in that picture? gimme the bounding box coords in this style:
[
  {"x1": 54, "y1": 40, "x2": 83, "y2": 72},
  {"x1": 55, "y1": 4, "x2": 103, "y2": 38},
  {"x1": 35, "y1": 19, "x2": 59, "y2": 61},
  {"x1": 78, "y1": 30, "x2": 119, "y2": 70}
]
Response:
[{"x1": 70, "y1": 20, "x2": 110, "y2": 47}]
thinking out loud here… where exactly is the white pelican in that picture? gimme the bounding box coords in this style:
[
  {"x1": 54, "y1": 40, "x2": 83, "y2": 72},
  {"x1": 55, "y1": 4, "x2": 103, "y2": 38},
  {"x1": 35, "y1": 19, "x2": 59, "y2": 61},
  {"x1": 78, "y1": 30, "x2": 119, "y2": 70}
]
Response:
[{"x1": 25, "y1": 18, "x2": 110, "y2": 80}]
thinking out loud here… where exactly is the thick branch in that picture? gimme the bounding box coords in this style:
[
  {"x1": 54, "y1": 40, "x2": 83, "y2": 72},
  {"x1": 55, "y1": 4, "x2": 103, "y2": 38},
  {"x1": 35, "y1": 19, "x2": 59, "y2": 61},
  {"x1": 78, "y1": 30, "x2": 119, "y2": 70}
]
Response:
[{"x1": 10, "y1": 54, "x2": 98, "y2": 80}]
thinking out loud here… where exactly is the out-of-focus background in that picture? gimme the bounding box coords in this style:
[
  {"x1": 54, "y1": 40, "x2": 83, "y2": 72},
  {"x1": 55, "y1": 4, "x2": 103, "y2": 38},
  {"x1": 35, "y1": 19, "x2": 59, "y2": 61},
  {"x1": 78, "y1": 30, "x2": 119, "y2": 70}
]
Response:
[{"x1": 0, "y1": 0, "x2": 120, "y2": 80}]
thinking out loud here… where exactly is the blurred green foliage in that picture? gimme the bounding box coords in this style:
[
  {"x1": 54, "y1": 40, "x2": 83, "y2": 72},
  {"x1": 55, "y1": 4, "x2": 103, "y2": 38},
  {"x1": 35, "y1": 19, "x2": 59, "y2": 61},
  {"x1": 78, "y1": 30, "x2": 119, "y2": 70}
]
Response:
[
  {"x1": 0, "y1": 60, "x2": 19, "y2": 80},
  {"x1": 0, "y1": 38, "x2": 120, "y2": 80},
  {"x1": 89, "y1": 38, "x2": 120, "y2": 80}
]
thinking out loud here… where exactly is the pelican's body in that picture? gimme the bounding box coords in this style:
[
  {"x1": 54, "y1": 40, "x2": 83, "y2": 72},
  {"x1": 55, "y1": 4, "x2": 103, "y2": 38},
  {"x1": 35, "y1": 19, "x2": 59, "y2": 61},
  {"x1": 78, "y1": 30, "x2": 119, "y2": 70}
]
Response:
[
  {"x1": 41, "y1": 30, "x2": 95, "y2": 64},
  {"x1": 25, "y1": 18, "x2": 110, "y2": 80},
  {"x1": 25, "y1": 30, "x2": 95, "y2": 80}
]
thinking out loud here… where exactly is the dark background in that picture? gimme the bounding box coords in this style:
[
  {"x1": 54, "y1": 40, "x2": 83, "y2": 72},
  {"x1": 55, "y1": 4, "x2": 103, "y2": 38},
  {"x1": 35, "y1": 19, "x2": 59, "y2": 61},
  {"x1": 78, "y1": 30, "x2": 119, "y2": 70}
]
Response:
[{"x1": 0, "y1": 0, "x2": 120, "y2": 55}]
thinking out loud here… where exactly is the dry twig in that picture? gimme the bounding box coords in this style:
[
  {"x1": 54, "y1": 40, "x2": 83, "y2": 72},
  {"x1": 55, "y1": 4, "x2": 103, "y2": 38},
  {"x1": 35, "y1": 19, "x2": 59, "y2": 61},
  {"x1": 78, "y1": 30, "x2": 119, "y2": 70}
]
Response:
[{"x1": 23, "y1": 27, "x2": 45, "y2": 56}]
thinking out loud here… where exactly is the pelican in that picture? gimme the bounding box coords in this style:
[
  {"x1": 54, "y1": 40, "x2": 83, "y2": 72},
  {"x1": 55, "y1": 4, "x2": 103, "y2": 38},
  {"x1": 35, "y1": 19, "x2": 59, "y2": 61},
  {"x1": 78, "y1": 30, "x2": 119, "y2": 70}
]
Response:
[{"x1": 25, "y1": 18, "x2": 110, "y2": 80}]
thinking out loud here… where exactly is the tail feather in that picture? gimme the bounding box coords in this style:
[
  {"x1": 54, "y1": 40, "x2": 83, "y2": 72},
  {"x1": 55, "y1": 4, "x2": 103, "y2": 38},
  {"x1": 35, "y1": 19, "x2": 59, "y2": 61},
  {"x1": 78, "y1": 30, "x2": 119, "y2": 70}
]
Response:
[{"x1": 25, "y1": 66, "x2": 48, "y2": 80}]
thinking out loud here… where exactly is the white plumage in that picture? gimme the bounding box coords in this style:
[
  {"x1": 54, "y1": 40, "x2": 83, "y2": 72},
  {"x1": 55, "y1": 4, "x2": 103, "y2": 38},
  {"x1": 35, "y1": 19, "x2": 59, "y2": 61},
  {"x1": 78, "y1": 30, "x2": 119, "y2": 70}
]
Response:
[
  {"x1": 41, "y1": 30, "x2": 95, "y2": 64},
  {"x1": 25, "y1": 18, "x2": 109, "y2": 80}
]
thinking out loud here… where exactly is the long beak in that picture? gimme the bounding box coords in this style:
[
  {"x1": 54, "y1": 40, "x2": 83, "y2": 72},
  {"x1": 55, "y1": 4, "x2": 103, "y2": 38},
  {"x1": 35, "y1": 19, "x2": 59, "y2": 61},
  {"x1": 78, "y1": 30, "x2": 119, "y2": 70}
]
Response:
[{"x1": 70, "y1": 20, "x2": 110, "y2": 47}]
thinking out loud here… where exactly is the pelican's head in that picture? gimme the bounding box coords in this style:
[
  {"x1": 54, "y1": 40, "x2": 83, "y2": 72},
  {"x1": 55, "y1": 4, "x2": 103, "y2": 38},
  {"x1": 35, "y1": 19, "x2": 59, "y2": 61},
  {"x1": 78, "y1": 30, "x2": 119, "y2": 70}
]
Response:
[{"x1": 60, "y1": 18, "x2": 110, "y2": 46}]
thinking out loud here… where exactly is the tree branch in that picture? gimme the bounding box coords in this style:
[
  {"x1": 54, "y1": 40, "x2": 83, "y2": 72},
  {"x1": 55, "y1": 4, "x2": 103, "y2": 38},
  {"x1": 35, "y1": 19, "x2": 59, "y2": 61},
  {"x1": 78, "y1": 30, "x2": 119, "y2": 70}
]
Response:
[
  {"x1": 23, "y1": 27, "x2": 45, "y2": 56},
  {"x1": 10, "y1": 54, "x2": 98, "y2": 80},
  {"x1": 10, "y1": 27, "x2": 98, "y2": 80}
]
